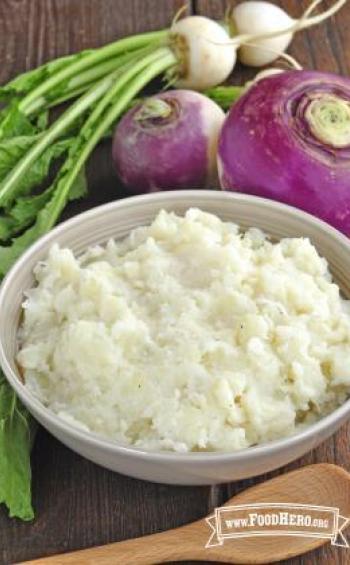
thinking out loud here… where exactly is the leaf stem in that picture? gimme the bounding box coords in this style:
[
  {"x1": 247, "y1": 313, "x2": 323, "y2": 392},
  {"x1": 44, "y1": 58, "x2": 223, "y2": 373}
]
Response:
[
  {"x1": 18, "y1": 30, "x2": 169, "y2": 116},
  {"x1": 47, "y1": 48, "x2": 177, "y2": 229},
  {"x1": 0, "y1": 70, "x2": 120, "y2": 207},
  {"x1": 204, "y1": 85, "x2": 244, "y2": 110},
  {"x1": 0, "y1": 48, "x2": 176, "y2": 275},
  {"x1": 25, "y1": 48, "x2": 153, "y2": 114},
  {"x1": 0, "y1": 42, "x2": 175, "y2": 208}
]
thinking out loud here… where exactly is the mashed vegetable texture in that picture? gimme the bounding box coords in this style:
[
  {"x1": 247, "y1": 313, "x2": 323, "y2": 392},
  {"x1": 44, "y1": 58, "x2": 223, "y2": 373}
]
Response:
[{"x1": 18, "y1": 209, "x2": 350, "y2": 452}]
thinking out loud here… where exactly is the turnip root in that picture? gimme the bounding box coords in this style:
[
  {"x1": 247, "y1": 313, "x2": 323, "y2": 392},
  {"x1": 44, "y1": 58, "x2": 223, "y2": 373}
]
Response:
[{"x1": 113, "y1": 90, "x2": 225, "y2": 192}]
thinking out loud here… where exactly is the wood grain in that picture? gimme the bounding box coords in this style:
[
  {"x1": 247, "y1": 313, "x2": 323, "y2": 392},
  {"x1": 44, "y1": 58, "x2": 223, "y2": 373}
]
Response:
[
  {"x1": 23, "y1": 465, "x2": 350, "y2": 565},
  {"x1": 191, "y1": 4, "x2": 350, "y2": 565},
  {"x1": 0, "y1": 1, "x2": 349, "y2": 564}
]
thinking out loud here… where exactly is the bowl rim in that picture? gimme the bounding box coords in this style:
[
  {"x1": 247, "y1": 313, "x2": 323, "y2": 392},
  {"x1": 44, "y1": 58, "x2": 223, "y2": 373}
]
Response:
[{"x1": 1, "y1": 189, "x2": 350, "y2": 462}]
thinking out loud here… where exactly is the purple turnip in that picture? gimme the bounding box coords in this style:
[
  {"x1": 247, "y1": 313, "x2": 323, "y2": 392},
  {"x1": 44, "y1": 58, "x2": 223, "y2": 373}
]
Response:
[
  {"x1": 113, "y1": 90, "x2": 225, "y2": 193},
  {"x1": 218, "y1": 70, "x2": 350, "y2": 236}
]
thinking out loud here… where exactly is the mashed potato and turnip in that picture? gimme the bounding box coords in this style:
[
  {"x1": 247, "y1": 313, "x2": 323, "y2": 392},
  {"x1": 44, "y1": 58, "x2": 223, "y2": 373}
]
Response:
[{"x1": 17, "y1": 209, "x2": 350, "y2": 452}]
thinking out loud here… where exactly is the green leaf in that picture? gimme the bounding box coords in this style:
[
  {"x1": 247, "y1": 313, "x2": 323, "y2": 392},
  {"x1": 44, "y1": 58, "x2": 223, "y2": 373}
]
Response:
[
  {"x1": 0, "y1": 103, "x2": 38, "y2": 140},
  {"x1": 0, "y1": 71, "x2": 113, "y2": 210},
  {"x1": 0, "y1": 161, "x2": 87, "y2": 270},
  {"x1": 0, "y1": 45, "x2": 174, "y2": 274},
  {"x1": 0, "y1": 187, "x2": 52, "y2": 242},
  {"x1": 0, "y1": 137, "x2": 72, "y2": 210},
  {"x1": 36, "y1": 110, "x2": 49, "y2": 131},
  {"x1": 0, "y1": 162, "x2": 86, "y2": 243},
  {"x1": 69, "y1": 164, "x2": 87, "y2": 200},
  {"x1": 0, "y1": 372, "x2": 34, "y2": 521},
  {"x1": 9, "y1": 187, "x2": 55, "y2": 224},
  {"x1": 0, "y1": 135, "x2": 39, "y2": 183},
  {"x1": 0, "y1": 189, "x2": 54, "y2": 243},
  {"x1": 0, "y1": 137, "x2": 85, "y2": 242},
  {"x1": 0, "y1": 217, "x2": 16, "y2": 241},
  {"x1": 0, "y1": 53, "x2": 77, "y2": 100},
  {"x1": 10, "y1": 138, "x2": 73, "y2": 202},
  {"x1": 0, "y1": 179, "x2": 65, "y2": 274},
  {"x1": 0, "y1": 199, "x2": 55, "y2": 274}
]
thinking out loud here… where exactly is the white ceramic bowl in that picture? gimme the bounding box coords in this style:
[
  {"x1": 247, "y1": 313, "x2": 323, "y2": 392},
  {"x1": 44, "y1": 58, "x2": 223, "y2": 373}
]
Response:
[{"x1": 1, "y1": 190, "x2": 350, "y2": 485}]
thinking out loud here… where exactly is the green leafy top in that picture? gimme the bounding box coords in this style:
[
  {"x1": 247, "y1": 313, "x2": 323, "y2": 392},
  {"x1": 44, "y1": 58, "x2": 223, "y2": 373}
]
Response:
[{"x1": 0, "y1": 373, "x2": 34, "y2": 521}]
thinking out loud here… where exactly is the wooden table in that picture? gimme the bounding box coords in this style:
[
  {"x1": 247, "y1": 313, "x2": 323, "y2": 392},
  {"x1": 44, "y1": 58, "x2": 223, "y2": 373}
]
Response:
[{"x1": 0, "y1": 1, "x2": 349, "y2": 564}]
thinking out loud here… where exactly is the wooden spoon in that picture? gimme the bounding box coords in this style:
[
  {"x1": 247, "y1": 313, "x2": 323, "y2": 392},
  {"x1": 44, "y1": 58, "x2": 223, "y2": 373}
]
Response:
[{"x1": 26, "y1": 463, "x2": 350, "y2": 565}]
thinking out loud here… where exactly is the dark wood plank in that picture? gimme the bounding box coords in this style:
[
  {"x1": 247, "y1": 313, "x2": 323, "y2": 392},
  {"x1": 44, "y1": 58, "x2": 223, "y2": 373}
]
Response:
[
  {"x1": 2, "y1": 428, "x2": 211, "y2": 563},
  {"x1": 193, "y1": 2, "x2": 350, "y2": 564},
  {"x1": 0, "y1": 0, "x2": 190, "y2": 82},
  {"x1": 0, "y1": 1, "x2": 350, "y2": 564},
  {"x1": 0, "y1": 2, "x2": 218, "y2": 564}
]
